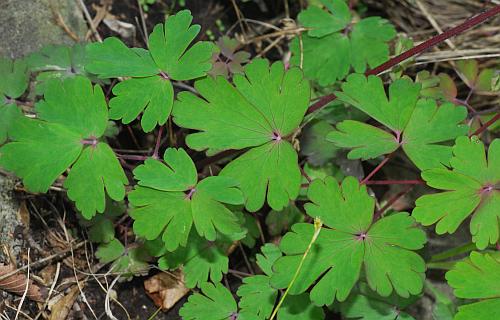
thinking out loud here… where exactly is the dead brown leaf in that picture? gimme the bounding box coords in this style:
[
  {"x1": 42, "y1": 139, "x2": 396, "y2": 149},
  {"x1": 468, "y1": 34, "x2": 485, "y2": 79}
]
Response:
[
  {"x1": 49, "y1": 286, "x2": 79, "y2": 320},
  {"x1": 144, "y1": 270, "x2": 189, "y2": 310},
  {"x1": 0, "y1": 264, "x2": 45, "y2": 302}
]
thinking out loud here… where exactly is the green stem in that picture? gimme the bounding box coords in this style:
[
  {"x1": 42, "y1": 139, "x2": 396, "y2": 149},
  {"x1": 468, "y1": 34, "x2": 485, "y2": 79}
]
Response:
[
  {"x1": 269, "y1": 218, "x2": 323, "y2": 320},
  {"x1": 429, "y1": 242, "x2": 476, "y2": 262}
]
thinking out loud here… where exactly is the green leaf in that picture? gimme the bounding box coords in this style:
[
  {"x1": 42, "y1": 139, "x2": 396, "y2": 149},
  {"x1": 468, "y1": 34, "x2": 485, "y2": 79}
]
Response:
[
  {"x1": 349, "y1": 17, "x2": 397, "y2": 73},
  {"x1": 239, "y1": 213, "x2": 261, "y2": 248},
  {"x1": 336, "y1": 74, "x2": 421, "y2": 132},
  {"x1": 328, "y1": 120, "x2": 399, "y2": 160},
  {"x1": 329, "y1": 75, "x2": 468, "y2": 169},
  {"x1": 85, "y1": 10, "x2": 213, "y2": 132},
  {"x1": 271, "y1": 176, "x2": 426, "y2": 306},
  {"x1": 96, "y1": 238, "x2": 125, "y2": 263},
  {"x1": 402, "y1": 100, "x2": 469, "y2": 169},
  {"x1": 108, "y1": 76, "x2": 174, "y2": 132},
  {"x1": 291, "y1": 4, "x2": 396, "y2": 85},
  {"x1": 179, "y1": 282, "x2": 238, "y2": 320},
  {"x1": 148, "y1": 9, "x2": 214, "y2": 80},
  {"x1": 0, "y1": 57, "x2": 29, "y2": 99},
  {"x1": 64, "y1": 143, "x2": 126, "y2": 218},
  {"x1": 85, "y1": 38, "x2": 158, "y2": 78},
  {"x1": 266, "y1": 204, "x2": 305, "y2": 237},
  {"x1": 237, "y1": 244, "x2": 324, "y2": 320},
  {"x1": 129, "y1": 148, "x2": 243, "y2": 251},
  {"x1": 220, "y1": 142, "x2": 301, "y2": 212},
  {"x1": 413, "y1": 137, "x2": 500, "y2": 249},
  {"x1": 27, "y1": 44, "x2": 101, "y2": 94},
  {"x1": 339, "y1": 283, "x2": 416, "y2": 320},
  {"x1": 0, "y1": 77, "x2": 127, "y2": 218},
  {"x1": 0, "y1": 103, "x2": 22, "y2": 144},
  {"x1": 297, "y1": 0, "x2": 351, "y2": 37},
  {"x1": 111, "y1": 247, "x2": 150, "y2": 279},
  {"x1": 299, "y1": 120, "x2": 339, "y2": 166},
  {"x1": 290, "y1": 33, "x2": 350, "y2": 87},
  {"x1": 238, "y1": 275, "x2": 278, "y2": 319},
  {"x1": 88, "y1": 215, "x2": 115, "y2": 243},
  {"x1": 277, "y1": 294, "x2": 325, "y2": 320},
  {"x1": 446, "y1": 252, "x2": 500, "y2": 320},
  {"x1": 158, "y1": 232, "x2": 236, "y2": 288},
  {"x1": 173, "y1": 59, "x2": 310, "y2": 211}
]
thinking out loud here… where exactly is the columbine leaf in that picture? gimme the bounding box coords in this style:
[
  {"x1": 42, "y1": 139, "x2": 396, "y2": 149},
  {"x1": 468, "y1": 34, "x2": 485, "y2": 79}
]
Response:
[
  {"x1": 238, "y1": 244, "x2": 324, "y2": 320},
  {"x1": 129, "y1": 148, "x2": 243, "y2": 251},
  {"x1": 109, "y1": 76, "x2": 174, "y2": 132},
  {"x1": 0, "y1": 103, "x2": 22, "y2": 144},
  {"x1": 299, "y1": 120, "x2": 339, "y2": 166},
  {"x1": 0, "y1": 57, "x2": 29, "y2": 99},
  {"x1": 297, "y1": 0, "x2": 351, "y2": 37},
  {"x1": 209, "y1": 36, "x2": 250, "y2": 78},
  {"x1": 179, "y1": 282, "x2": 238, "y2": 320},
  {"x1": 328, "y1": 74, "x2": 468, "y2": 169},
  {"x1": 96, "y1": 238, "x2": 125, "y2": 263},
  {"x1": 85, "y1": 38, "x2": 158, "y2": 78},
  {"x1": 158, "y1": 232, "x2": 239, "y2": 288},
  {"x1": 266, "y1": 204, "x2": 305, "y2": 237},
  {"x1": 328, "y1": 120, "x2": 399, "y2": 160},
  {"x1": 413, "y1": 137, "x2": 500, "y2": 249},
  {"x1": 85, "y1": 10, "x2": 213, "y2": 132},
  {"x1": 271, "y1": 176, "x2": 426, "y2": 306},
  {"x1": 173, "y1": 59, "x2": 310, "y2": 211},
  {"x1": 349, "y1": 17, "x2": 397, "y2": 73},
  {"x1": 238, "y1": 275, "x2": 278, "y2": 319},
  {"x1": 290, "y1": 33, "x2": 350, "y2": 87},
  {"x1": 339, "y1": 283, "x2": 416, "y2": 320},
  {"x1": 149, "y1": 10, "x2": 214, "y2": 80},
  {"x1": 0, "y1": 77, "x2": 127, "y2": 219},
  {"x1": 26, "y1": 44, "x2": 100, "y2": 94},
  {"x1": 335, "y1": 74, "x2": 421, "y2": 132},
  {"x1": 446, "y1": 252, "x2": 500, "y2": 320},
  {"x1": 64, "y1": 143, "x2": 126, "y2": 216},
  {"x1": 291, "y1": 1, "x2": 396, "y2": 85}
]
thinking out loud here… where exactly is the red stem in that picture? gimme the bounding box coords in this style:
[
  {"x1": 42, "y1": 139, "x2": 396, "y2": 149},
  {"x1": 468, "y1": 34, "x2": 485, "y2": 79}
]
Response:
[
  {"x1": 307, "y1": 5, "x2": 500, "y2": 114},
  {"x1": 373, "y1": 185, "x2": 414, "y2": 220},
  {"x1": 361, "y1": 153, "x2": 395, "y2": 184},
  {"x1": 116, "y1": 154, "x2": 149, "y2": 161},
  {"x1": 152, "y1": 125, "x2": 164, "y2": 159},
  {"x1": 471, "y1": 112, "x2": 500, "y2": 136},
  {"x1": 364, "y1": 179, "x2": 425, "y2": 185}
]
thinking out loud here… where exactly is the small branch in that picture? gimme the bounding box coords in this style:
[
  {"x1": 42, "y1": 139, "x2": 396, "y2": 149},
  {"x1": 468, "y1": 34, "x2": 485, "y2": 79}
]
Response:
[
  {"x1": 300, "y1": 166, "x2": 312, "y2": 183},
  {"x1": 116, "y1": 154, "x2": 149, "y2": 161},
  {"x1": 471, "y1": 112, "x2": 500, "y2": 136},
  {"x1": 364, "y1": 180, "x2": 425, "y2": 185},
  {"x1": 306, "y1": 5, "x2": 500, "y2": 114},
  {"x1": 152, "y1": 126, "x2": 164, "y2": 159},
  {"x1": 373, "y1": 186, "x2": 414, "y2": 220},
  {"x1": 360, "y1": 153, "x2": 395, "y2": 185},
  {"x1": 195, "y1": 149, "x2": 242, "y2": 170}
]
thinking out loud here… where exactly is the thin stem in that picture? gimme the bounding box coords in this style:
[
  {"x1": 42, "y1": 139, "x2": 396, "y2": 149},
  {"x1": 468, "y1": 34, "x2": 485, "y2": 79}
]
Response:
[
  {"x1": 306, "y1": 5, "x2": 500, "y2": 114},
  {"x1": 374, "y1": 185, "x2": 413, "y2": 220},
  {"x1": 364, "y1": 179, "x2": 425, "y2": 185},
  {"x1": 430, "y1": 242, "x2": 476, "y2": 262},
  {"x1": 116, "y1": 154, "x2": 149, "y2": 161},
  {"x1": 152, "y1": 125, "x2": 164, "y2": 159},
  {"x1": 471, "y1": 112, "x2": 500, "y2": 136},
  {"x1": 368, "y1": 6, "x2": 500, "y2": 76},
  {"x1": 361, "y1": 153, "x2": 395, "y2": 185},
  {"x1": 269, "y1": 218, "x2": 323, "y2": 320},
  {"x1": 195, "y1": 149, "x2": 242, "y2": 169},
  {"x1": 300, "y1": 166, "x2": 312, "y2": 183}
]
